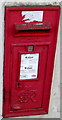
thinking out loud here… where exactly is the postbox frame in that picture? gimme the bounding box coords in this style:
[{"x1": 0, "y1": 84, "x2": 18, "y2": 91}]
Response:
[{"x1": 3, "y1": 6, "x2": 60, "y2": 118}]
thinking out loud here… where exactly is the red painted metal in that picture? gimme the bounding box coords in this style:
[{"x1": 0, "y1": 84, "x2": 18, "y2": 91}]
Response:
[{"x1": 3, "y1": 6, "x2": 60, "y2": 118}]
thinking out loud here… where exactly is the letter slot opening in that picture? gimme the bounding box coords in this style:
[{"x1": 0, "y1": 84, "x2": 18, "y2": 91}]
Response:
[{"x1": 14, "y1": 22, "x2": 52, "y2": 36}]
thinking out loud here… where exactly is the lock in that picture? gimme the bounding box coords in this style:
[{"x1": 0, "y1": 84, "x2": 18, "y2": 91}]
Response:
[{"x1": 28, "y1": 45, "x2": 34, "y2": 51}]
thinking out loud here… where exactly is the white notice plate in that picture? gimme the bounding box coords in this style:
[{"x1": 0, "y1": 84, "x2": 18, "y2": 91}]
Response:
[
  {"x1": 22, "y1": 11, "x2": 43, "y2": 22},
  {"x1": 20, "y1": 54, "x2": 39, "y2": 80}
]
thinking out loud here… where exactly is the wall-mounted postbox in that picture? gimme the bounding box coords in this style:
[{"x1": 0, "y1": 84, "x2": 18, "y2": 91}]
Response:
[{"x1": 3, "y1": 6, "x2": 60, "y2": 118}]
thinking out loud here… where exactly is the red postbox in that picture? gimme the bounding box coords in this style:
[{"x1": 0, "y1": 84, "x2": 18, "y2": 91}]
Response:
[{"x1": 3, "y1": 6, "x2": 60, "y2": 118}]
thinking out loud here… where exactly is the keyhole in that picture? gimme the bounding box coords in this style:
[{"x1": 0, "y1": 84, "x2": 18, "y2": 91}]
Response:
[{"x1": 17, "y1": 82, "x2": 20, "y2": 88}]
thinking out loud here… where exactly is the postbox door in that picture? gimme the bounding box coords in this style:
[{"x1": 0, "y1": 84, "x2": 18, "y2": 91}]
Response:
[{"x1": 10, "y1": 44, "x2": 48, "y2": 110}]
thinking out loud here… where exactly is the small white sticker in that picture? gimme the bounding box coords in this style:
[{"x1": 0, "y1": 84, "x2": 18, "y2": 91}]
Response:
[
  {"x1": 22, "y1": 11, "x2": 43, "y2": 22},
  {"x1": 20, "y1": 54, "x2": 39, "y2": 80}
]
